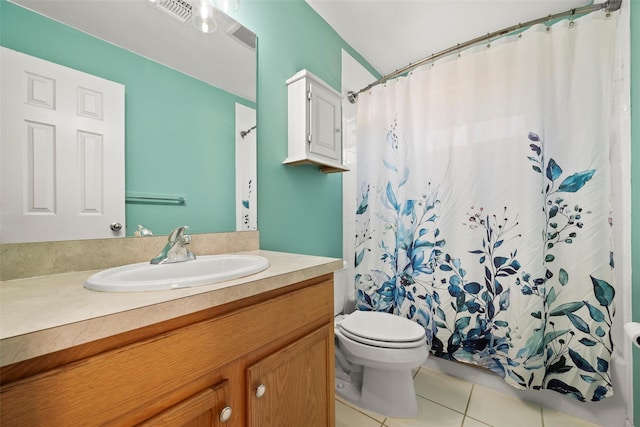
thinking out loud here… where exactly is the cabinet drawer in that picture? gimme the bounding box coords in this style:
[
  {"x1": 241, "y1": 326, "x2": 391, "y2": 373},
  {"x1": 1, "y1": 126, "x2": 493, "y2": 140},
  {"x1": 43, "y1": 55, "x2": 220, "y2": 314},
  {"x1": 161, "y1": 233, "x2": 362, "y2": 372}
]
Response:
[{"x1": 139, "y1": 380, "x2": 231, "y2": 427}]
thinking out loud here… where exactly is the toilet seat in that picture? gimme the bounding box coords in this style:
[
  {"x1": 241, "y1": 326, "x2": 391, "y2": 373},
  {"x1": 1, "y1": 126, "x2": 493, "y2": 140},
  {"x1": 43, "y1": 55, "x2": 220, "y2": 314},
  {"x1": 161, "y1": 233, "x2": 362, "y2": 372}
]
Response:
[
  {"x1": 337, "y1": 310, "x2": 426, "y2": 349},
  {"x1": 339, "y1": 327, "x2": 426, "y2": 349}
]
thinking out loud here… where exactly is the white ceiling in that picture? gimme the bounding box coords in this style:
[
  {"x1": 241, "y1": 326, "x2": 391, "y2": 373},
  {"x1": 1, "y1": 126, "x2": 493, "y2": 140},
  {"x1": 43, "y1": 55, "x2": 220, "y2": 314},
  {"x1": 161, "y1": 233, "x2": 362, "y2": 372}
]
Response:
[
  {"x1": 305, "y1": 0, "x2": 591, "y2": 77},
  {"x1": 10, "y1": 0, "x2": 256, "y2": 101}
]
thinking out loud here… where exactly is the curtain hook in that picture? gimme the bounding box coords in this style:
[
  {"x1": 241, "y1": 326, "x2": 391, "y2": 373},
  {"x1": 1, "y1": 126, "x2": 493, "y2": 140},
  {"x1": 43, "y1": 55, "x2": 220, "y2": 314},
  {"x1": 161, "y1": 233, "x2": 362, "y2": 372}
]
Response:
[
  {"x1": 457, "y1": 43, "x2": 461, "y2": 58},
  {"x1": 486, "y1": 33, "x2": 491, "y2": 48},
  {"x1": 546, "y1": 14, "x2": 552, "y2": 32},
  {"x1": 517, "y1": 23, "x2": 523, "y2": 38},
  {"x1": 569, "y1": 8, "x2": 575, "y2": 27}
]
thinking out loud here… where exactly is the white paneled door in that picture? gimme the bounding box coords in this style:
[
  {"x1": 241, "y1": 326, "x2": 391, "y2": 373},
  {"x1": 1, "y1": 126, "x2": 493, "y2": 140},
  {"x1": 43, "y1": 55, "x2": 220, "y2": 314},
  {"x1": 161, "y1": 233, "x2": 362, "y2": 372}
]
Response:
[{"x1": 1, "y1": 47, "x2": 125, "y2": 243}]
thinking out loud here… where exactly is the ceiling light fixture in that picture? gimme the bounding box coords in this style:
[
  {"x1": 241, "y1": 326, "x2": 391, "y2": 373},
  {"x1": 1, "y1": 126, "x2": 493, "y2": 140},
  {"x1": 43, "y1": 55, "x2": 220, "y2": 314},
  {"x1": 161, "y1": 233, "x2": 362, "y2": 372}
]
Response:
[
  {"x1": 191, "y1": 0, "x2": 218, "y2": 33},
  {"x1": 214, "y1": 0, "x2": 239, "y2": 13}
]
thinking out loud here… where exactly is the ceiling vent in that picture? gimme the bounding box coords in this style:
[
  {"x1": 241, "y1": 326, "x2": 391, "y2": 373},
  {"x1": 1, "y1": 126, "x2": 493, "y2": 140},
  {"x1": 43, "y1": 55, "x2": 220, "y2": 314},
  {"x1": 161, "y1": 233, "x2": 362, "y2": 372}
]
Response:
[{"x1": 152, "y1": 0, "x2": 193, "y2": 23}]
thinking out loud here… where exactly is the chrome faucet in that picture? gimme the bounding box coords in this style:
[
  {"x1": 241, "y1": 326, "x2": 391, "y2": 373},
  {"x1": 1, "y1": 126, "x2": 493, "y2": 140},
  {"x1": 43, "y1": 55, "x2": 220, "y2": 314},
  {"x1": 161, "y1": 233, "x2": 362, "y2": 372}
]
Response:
[{"x1": 150, "y1": 226, "x2": 196, "y2": 264}]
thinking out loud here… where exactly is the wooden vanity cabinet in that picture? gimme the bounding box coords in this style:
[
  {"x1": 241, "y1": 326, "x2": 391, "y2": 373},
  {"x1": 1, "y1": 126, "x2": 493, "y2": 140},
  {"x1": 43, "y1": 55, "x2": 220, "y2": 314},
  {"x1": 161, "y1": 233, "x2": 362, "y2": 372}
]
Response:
[{"x1": 0, "y1": 275, "x2": 336, "y2": 427}]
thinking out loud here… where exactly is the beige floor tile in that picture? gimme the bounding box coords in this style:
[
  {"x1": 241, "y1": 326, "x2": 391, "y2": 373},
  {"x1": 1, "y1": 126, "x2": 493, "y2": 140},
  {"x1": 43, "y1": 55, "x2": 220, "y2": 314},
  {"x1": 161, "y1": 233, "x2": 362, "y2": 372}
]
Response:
[
  {"x1": 336, "y1": 400, "x2": 383, "y2": 427},
  {"x1": 466, "y1": 384, "x2": 542, "y2": 427},
  {"x1": 414, "y1": 367, "x2": 473, "y2": 413},
  {"x1": 384, "y1": 396, "x2": 465, "y2": 427},
  {"x1": 542, "y1": 407, "x2": 602, "y2": 427},
  {"x1": 462, "y1": 417, "x2": 492, "y2": 427},
  {"x1": 336, "y1": 395, "x2": 387, "y2": 422}
]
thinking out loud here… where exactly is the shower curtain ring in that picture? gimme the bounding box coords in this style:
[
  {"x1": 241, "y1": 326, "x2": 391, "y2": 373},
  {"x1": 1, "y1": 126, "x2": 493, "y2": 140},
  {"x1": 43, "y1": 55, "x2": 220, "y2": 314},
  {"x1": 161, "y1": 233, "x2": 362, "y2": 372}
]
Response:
[
  {"x1": 517, "y1": 23, "x2": 523, "y2": 38},
  {"x1": 546, "y1": 14, "x2": 552, "y2": 32},
  {"x1": 569, "y1": 8, "x2": 576, "y2": 27},
  {"x1": 486, "y1": 33, "x2": 491, "y2": 48}
]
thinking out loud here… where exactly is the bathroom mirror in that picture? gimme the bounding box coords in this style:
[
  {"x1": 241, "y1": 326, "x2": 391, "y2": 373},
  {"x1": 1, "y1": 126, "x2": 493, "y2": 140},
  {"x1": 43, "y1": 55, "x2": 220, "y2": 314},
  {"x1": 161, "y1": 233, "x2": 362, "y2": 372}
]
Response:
[{"x1": 0, "y1": 0, "x2": 257, "y2": 241}]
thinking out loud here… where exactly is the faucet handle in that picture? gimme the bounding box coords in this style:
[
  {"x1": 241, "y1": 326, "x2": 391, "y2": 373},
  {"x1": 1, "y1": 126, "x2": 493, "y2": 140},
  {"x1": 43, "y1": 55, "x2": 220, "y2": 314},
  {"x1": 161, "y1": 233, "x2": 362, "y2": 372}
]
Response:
[{"x1": 168, "y1": 225, "x2": 189, "y2": 242}]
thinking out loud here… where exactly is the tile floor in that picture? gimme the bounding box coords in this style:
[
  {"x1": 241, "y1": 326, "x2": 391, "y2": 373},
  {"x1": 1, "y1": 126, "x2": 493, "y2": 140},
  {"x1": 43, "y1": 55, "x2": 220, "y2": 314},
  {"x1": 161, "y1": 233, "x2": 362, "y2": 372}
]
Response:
[{"x1": 335, "y1": 367, "x2": 601, "y2": 427}]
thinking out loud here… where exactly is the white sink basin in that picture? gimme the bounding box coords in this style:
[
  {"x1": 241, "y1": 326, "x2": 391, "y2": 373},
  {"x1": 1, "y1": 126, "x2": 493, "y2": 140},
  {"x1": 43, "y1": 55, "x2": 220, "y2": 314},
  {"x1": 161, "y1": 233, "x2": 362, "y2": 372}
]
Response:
[{"x1": 85, "y1": 254, "x2": 270, "y2": 292}]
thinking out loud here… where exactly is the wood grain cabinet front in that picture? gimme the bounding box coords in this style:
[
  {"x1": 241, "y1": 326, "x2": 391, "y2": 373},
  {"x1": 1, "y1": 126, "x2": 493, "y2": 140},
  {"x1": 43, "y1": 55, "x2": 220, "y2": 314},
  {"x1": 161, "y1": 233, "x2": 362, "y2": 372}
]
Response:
[
  {"x1": 139, "y1": 380, "x2": 231, "y2": 427},
  {"x1": 0, "y1": 275, "x2": 335, "y2": 427}
]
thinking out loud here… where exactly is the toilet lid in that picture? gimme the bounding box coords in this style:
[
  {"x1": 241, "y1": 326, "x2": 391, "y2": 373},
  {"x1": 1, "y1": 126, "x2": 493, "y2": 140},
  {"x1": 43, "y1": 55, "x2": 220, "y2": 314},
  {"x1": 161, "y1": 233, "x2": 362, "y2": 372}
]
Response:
[
  {"x1": 338, "y1": 326, "x2": 426, "y2": 349},
  {"x1": 338, "y1": 310, "x2": 426, "y2": 343}
]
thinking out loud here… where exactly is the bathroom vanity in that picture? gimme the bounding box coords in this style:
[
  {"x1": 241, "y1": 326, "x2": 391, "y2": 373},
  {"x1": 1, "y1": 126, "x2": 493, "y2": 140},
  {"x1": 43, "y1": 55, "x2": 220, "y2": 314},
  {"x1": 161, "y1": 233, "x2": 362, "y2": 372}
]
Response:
[{"x1": 0, "y1": 249, "x2": 341, "y2": 426}]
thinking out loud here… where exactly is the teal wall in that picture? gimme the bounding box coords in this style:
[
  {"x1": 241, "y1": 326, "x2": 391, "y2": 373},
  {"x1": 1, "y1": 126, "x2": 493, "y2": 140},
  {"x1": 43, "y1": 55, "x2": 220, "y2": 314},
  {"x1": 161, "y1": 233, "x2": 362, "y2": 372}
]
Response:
[
  {"x1": 0, "y1": 0, "x2": 253, "y2": 236},
  {"x1": 231, "y1": 0, "x2": 378, "y2": 258},
  {"x1": 631, "y1": 1, "x2": 639, "y2": 425}
]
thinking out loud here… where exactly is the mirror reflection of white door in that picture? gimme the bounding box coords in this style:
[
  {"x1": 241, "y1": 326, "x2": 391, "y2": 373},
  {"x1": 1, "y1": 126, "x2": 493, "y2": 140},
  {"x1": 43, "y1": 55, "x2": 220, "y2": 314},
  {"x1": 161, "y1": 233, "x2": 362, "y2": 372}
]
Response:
[{"x1": 1, "y1": 47, "x2": 125, "y2": 243}]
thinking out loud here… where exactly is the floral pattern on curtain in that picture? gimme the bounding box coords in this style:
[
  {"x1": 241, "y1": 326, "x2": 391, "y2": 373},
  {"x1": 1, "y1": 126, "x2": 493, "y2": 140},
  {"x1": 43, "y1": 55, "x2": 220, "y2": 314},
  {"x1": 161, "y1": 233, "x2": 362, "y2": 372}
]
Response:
[{"x1": 354, "y1": 14, "x2": 617, "y2": 402}]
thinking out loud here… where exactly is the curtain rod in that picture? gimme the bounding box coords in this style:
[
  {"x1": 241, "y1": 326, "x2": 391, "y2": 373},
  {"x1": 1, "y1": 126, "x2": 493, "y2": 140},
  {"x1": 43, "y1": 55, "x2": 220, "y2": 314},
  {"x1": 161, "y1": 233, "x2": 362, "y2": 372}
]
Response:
[{"x1": 347, "y1": 0, "x2": 622, "y2": 104}]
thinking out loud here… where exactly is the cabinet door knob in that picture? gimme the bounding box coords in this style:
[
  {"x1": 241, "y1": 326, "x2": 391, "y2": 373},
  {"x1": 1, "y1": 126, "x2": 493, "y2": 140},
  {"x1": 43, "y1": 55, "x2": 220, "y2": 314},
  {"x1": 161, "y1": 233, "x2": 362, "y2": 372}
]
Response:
[
  {"x1": 255, "y1": 384, "x2": 266, "y2": 398},
  {"x1": 219, "y1": 406, "x2": 232, "y2": 422},
  {"x1": 110, "y1": 222, "x2": 123, "y2": 231}
]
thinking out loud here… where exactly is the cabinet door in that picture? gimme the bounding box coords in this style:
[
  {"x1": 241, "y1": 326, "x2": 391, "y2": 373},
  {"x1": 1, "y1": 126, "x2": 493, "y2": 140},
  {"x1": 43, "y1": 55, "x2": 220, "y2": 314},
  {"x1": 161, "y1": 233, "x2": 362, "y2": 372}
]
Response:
[
  {"x1": 139, "y1": 380, "x2": 232, "y2": 427},
  {"x1": 308, "y1": 81, "x2": 342, "y2": 163},
  {"x1": 247, "y1": 325, "x2": 334, "y2": 427}
]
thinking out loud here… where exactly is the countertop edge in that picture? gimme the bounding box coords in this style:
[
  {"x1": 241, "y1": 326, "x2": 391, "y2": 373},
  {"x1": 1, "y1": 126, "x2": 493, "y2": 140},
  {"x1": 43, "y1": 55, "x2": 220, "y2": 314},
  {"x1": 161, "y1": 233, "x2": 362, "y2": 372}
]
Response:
[{"x1": 0, "y1": 251, "x2": 344, "y2": 367}]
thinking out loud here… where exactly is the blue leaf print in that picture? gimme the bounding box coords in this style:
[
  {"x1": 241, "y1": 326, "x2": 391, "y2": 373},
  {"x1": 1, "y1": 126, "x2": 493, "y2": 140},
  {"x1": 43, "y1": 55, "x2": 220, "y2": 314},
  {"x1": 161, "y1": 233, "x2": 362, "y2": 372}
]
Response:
[
  {"x1": 596, "y1": 357, "x2": 609, "y2": 373},
  {"x1": 580, "y1": 375, "x2": 598, "y2": 383},
  {"x1": 557, "y1": 170, "x2": 596, "y2": 193},
  {"x1": 547, "y1": 287, "x2": 557, "y2": 306},
  {"x1": 466, "y1": 301, "x2": 481, "y2": 313},
  {"x1": 566, "y1": 312, "x2": 590, "y2": 334},
  {"x1": 417, "y1": 308, "x2": 431, "y2": 327},
  {"x1": 549, "y1": 301, "x2": 584, "y2": 316},
  {"x1": 569, "y1": 348, "x2": 596, "y2": 373},
  {"x1": 399, "y1": 167, "x2": 410, "y2": 187},
  {"x1": 455, "y1": 316, "x2": 471, "y2": 330},
  {"x1": 356, "y1": 192, "x2": 369, "y2": 214},
  {"x1": 546, "y1": 158, "x2": 563, "y2": 181},
  {"x1": 355, "y1": 249, "x2": 365, "y2": 267},
  {"x1": 493, "y1": 257, "x2": 508, "y2": 268},
  {"x1": 402, "y1": 200, "x2": 415, "y2": 216},
  {"x1": 559, "y1": 268, "x2": 569, "y2": 286},
  {"x1": 242, "y1": 200, "x2": 250, "y2": 209},
  {"x1": 386, "y1": 182, "x2": 399, "y2": 210},
  {"x1": 592, "y1": 385, "x2": 608, "y2": 402},
  {"x1": 499, "y1": 288, "x2": 511, "y2": 310},
  {"x1": 464, "y1": 282, "x2": 481, "y2": 294},
  {"x1": 595, "y1": 326, "x2": 606, "y2": 337},
  {"x1": 448, "y1": 285, "x2": 464, "y2": 297},
  {"x1": 528, "y1": 132, "x2": 541, "y2": 142},
  {"x1": 591, "y1": 276, "x2": 615, "y2": 306},
  {"x1": 585, "y1": 303, "x2": 605, "y2": 322},
  {"x1": 579, "y1": 338, "x2": 597, "y2": 347},
  {"x1": 547, "y1": 379, "x2": 585, "y2": 402},
  {"x1": 383, "y1": 158, "x2": 398, "y2": 172}
]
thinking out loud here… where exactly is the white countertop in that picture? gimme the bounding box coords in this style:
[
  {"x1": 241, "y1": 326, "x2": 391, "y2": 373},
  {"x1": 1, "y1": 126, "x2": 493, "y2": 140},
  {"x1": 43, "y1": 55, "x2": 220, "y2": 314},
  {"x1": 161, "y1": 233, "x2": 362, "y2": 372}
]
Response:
[{"x1": 0, "y1": 250, "x2": 343, "y2": 367}]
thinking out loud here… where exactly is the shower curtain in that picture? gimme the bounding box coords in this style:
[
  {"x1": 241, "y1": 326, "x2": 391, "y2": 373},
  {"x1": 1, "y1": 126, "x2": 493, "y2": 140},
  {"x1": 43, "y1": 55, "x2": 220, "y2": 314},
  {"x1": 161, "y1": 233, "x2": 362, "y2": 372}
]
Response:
[{"x1": 355, "y1": 13, "x2": 617, "y2": 401}]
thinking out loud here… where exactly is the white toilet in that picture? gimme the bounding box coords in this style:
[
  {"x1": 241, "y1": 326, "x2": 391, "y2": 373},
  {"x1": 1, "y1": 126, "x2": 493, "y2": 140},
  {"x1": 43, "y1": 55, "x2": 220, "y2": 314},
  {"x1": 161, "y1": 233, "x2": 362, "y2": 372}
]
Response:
[{"x1": 333, "y1": 265, "x2": 430, "y2": 418}]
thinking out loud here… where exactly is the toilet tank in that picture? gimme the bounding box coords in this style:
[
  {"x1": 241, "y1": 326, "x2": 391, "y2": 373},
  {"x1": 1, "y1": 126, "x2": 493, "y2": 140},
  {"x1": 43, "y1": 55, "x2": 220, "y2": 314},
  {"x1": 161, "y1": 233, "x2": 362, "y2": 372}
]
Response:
[{"x1": 333, "y1": 261, "x2": 348, "y2": 316}]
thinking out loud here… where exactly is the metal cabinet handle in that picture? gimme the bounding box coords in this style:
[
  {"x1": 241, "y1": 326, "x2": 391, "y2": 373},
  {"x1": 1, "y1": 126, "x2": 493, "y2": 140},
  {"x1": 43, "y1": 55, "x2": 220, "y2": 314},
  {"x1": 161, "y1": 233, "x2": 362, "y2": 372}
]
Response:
[
  {"x1": 219, "y1": 406, "x2": 232, "y2": 423},
  {"x1": 255, "y1": 384, "x2": 266, "y2": 398},
  {"x1": 110, "y1": 222, "x2": 123, "y2": 231}
]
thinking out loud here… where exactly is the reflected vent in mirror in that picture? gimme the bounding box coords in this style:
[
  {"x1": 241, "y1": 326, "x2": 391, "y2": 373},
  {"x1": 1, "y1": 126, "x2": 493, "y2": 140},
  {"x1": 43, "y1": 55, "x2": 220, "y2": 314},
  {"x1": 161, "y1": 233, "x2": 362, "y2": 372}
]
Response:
[
  {"x1": 151, "y1": 0, "x2": 193, "y2": 23},
  {"x1": 228, "y1": 23, "x2": 256, "y2": 50}
]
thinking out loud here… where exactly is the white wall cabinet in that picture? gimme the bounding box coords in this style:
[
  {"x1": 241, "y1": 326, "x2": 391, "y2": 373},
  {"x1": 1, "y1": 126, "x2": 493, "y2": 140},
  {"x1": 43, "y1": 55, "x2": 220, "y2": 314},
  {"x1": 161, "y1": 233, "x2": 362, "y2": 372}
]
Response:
[{"x1": 284, "y1": 70, "x2": 348, "y2": 173}]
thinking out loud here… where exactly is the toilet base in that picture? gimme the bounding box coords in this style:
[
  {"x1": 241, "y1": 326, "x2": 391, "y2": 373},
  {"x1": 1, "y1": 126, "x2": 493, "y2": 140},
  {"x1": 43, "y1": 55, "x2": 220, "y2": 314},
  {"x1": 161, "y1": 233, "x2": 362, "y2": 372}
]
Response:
[{"x1": 335, "y1": 363, "x2": 419, "y2": 419}]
